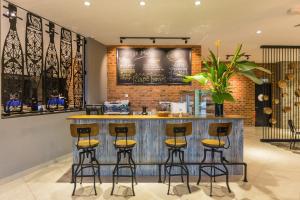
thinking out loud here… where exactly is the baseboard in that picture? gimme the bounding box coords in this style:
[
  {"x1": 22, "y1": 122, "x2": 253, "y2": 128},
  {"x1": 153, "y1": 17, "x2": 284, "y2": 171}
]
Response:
[{"x1": 0, "y1": 153, "x2": 72, "y2": 185}]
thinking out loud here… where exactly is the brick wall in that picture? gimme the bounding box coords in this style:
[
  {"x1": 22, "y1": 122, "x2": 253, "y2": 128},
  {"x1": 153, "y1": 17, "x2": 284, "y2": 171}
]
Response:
[{"x1": 107, "y1": 45, "x2": 254, "y2": 126}]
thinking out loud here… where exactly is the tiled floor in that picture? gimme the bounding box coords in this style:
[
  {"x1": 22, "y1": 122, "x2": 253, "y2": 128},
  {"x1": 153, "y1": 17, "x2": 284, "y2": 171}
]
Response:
[{"x1": 1, "y1": 127, "x2": 300, "y2": 200}]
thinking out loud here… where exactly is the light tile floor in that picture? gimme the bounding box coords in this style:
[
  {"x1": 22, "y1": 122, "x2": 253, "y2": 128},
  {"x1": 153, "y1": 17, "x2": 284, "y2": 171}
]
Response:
[{"x1": 1, "y1": 127, "x2": 300, "y2": 200}]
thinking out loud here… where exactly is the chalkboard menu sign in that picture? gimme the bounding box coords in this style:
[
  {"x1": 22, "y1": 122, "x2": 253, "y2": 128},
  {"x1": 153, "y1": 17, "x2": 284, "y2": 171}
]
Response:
[{"x1": 117, "y1": 48, "x2": 191, "y2": 85}]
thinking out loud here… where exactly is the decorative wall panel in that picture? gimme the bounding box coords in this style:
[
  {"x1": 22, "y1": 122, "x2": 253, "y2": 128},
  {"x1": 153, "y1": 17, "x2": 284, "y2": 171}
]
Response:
[
  {"x1": 260, "y1": 45, "x2": 300, "y2": 142},
  {"x1": 1, "y1": 1, "x2": 85, "y2": 118},
  {"x1": 1, "y1": 4, "x2": 24, "y2": 111},
  {"x1": 44, "y1": 22, "x2": 59, "y2": 101},
  {"x1": 72, "y1": 35, "x2": 84, "y2": 109},
  {"x1": 60, "y1": 28, "x2": 72, "y2": 99}
]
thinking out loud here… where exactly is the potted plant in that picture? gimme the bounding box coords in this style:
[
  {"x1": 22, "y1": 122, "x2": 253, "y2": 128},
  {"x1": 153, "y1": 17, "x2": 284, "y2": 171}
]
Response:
[{"x1": 184, "y1": 42, "x2": 271, "y2": 117}]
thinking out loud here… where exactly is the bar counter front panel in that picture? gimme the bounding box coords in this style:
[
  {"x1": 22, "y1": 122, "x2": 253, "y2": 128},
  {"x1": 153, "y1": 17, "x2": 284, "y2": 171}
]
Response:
[{"x1": 67, "y1": 115, "x2": 244, "y2": 176}]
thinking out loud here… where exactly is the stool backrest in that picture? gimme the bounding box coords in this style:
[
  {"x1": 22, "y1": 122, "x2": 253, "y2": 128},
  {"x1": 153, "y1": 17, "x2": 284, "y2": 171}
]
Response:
[
  {"x1": 109, "y1": 123, "x2": 136, "y2": 137},
  {"x1": 288, "y1": 120, "x2": 295, "y2": 133},
  {"x1": 208, "y1": 123, "x2": 232, "y2": 137},
  {"x1": 166, "y1": 122, "x2": 192, "y2": 137},
  {"x1": 70, "y1": 123, "x2": 99, "y2": 137}
]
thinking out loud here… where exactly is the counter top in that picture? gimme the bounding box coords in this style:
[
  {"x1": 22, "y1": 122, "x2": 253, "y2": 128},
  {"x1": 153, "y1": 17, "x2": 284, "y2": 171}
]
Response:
[{"x1": 67, "y1": 114, "x2": 246, "y2": 120}]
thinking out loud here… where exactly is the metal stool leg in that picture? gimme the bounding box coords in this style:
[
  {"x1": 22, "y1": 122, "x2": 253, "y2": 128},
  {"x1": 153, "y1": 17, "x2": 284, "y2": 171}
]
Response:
[
  {"x1": 80, "y1": 152, "x2": 86, "y2": 185},
  {"x1": 90, "y1": 151, "x2": 97, "y2": 195},
  {"x1": 180, "y1": 151, "x2": 184, "y2": 183},
  {"x1": 111, "y1": 150, "x2": 121, "y2": 195},
  {"x1": 212, "y1": 149, "x2": 216, "y2": 183},
  {"x1": 179, "y1": 150, "x2": 191, "y2": 193},
  {"x1": 92, "y1": 150, "x2": 102, "y2": 184},
  {"x1": 167, "y1": 149, "x2": 175, "y2": 195},
  {"x1": 209, "y1": 149, "x2": 214, "y2": 196},
  {"x1": 163, "y1": 148, "x2": 171, "y2": 183},
  {"x1": 127, "y1": 150, "x2": 136, "y2": 196},
  {"x1": 129, "y1": 149, "x2": 137, "y2": 185},
  {"x1": 221, "y1": 151, "x2": 231, "y2": 193},
  {"x1": 197, "y1": 149, "x2": 207, "y2": 185},
  {"x1": 72, "y1": 151, "x2": 83, "y2": 196},
  {"x1": 111, "y1": 166, "x2": 116, "y2": 195},
  {"x1": 116, "y1": 151, "x2": 121, "y2": 184}
]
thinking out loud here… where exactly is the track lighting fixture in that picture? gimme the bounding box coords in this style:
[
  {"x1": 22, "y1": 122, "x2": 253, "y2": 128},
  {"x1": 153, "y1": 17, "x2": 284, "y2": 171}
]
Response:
[
  {"x1": 226, "y1": 54, "x2": 251, "y2": 60},
  {"x1": 119, "y1": 37, "x2": 191, "y2": 44}
]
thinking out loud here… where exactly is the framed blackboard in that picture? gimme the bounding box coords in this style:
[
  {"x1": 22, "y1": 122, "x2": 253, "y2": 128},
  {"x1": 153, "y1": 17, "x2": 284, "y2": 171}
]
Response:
[{"x1": 116, "y1": 48, "x2": 191, "y2": 85}]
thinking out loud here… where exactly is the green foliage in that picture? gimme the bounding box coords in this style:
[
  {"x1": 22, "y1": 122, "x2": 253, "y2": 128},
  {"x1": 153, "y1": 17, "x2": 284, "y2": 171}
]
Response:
[{"x1": 184, "y1": 44, "x2": 271, "y2": 104}]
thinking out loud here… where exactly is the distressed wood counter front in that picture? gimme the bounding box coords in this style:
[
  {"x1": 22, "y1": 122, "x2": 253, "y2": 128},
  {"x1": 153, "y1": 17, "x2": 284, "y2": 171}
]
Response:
[{"x1": 67, "y1": 115, "x2": 245, "y2": 176}]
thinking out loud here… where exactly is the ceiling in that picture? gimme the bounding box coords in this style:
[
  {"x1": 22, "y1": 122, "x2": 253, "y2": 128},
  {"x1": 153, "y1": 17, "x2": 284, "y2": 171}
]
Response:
[{"x1": 8, "y1": 0, "x2": 300, "y2": 61}]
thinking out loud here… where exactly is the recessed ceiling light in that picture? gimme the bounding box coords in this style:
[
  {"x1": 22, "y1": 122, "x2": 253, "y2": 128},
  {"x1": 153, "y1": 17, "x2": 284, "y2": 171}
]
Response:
[
  {"x1": 84, "y1": 1, "x2": 91, "y2": 6},
  {"x1": 195, "y1": 0, "x2": 201, "y2": 6},
  {"x1": 256, "y1": 30, "x2": 262, "y2": 34},
  {"x1": 140, "y1": 1, "x2": 146, "y2": 6}
]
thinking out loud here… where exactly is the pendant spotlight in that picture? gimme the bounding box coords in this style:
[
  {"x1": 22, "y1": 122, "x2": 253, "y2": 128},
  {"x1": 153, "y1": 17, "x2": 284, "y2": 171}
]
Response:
[
  {"x1": 119, "y1": 37, "x2": 191, "y2": 44},
  {"x1": 195, "y1": 0, "x2": 201, "y2": 6},
  {"x1": 140, "y1": 0, "x2": 146, "y2": 6}
]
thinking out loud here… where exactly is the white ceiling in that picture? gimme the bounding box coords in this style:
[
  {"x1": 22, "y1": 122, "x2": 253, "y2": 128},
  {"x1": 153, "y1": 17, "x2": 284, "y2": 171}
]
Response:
[{"x1": 8, "y1": 0, "x2": 300, "y2": 61}]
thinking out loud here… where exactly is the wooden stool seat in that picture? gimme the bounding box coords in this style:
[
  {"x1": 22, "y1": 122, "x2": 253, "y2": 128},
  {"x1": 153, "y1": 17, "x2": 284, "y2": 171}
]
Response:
[
  {"x1": 114, "y1": 139, "x2": 136, "y2": 148},
  {"x1": 77, "y1": 139, "x2": 100, "y2": 148},
  {"x1": 164, "y1": 138, "x2": 187, "y2": 148},
  {"x1": 201, "y1": 139, "x2": 225, "y2": 148}
]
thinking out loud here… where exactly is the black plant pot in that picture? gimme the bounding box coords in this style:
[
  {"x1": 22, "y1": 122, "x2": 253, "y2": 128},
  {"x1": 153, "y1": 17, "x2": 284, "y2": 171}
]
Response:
[
  {"x1": 142, "y1": 106, "x2": 148, "y2": 115},
  {"x1": 215, "y1": 104, "x2": 224, "y2": 117}
]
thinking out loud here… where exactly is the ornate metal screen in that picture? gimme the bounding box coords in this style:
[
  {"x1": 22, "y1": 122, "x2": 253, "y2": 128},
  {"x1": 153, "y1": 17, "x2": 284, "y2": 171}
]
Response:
[
  {"x1": 261, "y1": 45, "x2": 300, "y2": 142},
  {"x1": 1, "y1": 1, "x2": 85, "y2": 118}
]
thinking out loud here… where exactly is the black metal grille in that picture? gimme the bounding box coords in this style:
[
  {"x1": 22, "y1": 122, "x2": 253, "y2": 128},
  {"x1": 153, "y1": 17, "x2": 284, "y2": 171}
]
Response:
[
  {"x1": 261, "y1": 45, "x2": 300, "y2": 142},
  {"x1": 1, "y1": 1, "x2": 85, "y2": 118}
]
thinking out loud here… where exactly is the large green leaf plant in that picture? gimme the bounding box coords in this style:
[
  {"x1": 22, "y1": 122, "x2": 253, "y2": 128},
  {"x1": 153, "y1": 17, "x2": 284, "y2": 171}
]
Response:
[{"x1": 184, "y1": 44, "x2": 271, "y2": 104}]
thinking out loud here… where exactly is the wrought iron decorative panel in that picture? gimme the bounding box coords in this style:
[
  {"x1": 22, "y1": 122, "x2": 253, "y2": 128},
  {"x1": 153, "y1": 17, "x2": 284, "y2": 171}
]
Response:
[
  {"x1": 44, "y1": 22, "x2": 60, "y2": 100},
  {"x1": 25, "y1": 12, "x2": 43, "y2": 102},
  {"x1": 1, "y1": 3, "x2": 24, "y2": 110},
  {"x1": 60, "y1": 28, "x2": 72, "y2": 100},
  {"x1": 1, "y1": 1, "x2": 85, "y2": 118},
  {"x1": 25, "y1": 12, "x2": 43, "y2": 77},
  {"x1": 60, "y1": 28, "x2": 72, "y2": 78},
  {"x1": 72, "y1": 35, "x2": 84, "y2": 109}
]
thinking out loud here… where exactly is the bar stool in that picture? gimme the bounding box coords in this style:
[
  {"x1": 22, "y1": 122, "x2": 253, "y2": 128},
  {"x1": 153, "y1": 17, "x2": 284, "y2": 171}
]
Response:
[
  {"x1": 197, "y1": 122, "x2": 232, "y2": 196},
  {"x1": 70, "y1": 123, "x2": 102, "y2": 196},
  {"x1": 109, "y1": 123, "x2": 137, "y2": 196},
  {"x1": 163, "y1": 122, "x2": 192, "y2": 195}
]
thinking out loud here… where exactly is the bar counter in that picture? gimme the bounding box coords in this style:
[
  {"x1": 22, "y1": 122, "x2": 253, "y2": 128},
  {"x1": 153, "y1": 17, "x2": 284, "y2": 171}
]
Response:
[{"x1": 67, "y1": 114, "x2": 245, "y2": 176}]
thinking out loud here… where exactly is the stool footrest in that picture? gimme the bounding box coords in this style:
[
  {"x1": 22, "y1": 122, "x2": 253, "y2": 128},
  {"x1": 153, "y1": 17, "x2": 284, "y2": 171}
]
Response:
[
  {"x1": 200, "y1": 166, "x2": 226, "y2": 174},
  {"x1": 113, "y1": 175, "x2": 135, "y2": 177},
  {"x1": 200, "y1": 169, "x2": 227, "y2": 177}
]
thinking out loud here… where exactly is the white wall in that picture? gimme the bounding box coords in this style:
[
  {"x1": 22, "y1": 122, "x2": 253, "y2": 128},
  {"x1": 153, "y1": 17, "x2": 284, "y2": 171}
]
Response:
[
  {"x1": 0, "y1": 112, "x2": 82, "y2": 179},
  {"x1": 85, "y1": 38, "x2": 107, "y2": 104}
]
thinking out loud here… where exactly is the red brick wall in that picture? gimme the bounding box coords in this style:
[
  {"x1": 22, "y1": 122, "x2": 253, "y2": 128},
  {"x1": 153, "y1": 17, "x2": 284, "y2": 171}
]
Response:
[{"x1": 107, "y1": 45, "x2": 254, "y2": 126}]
